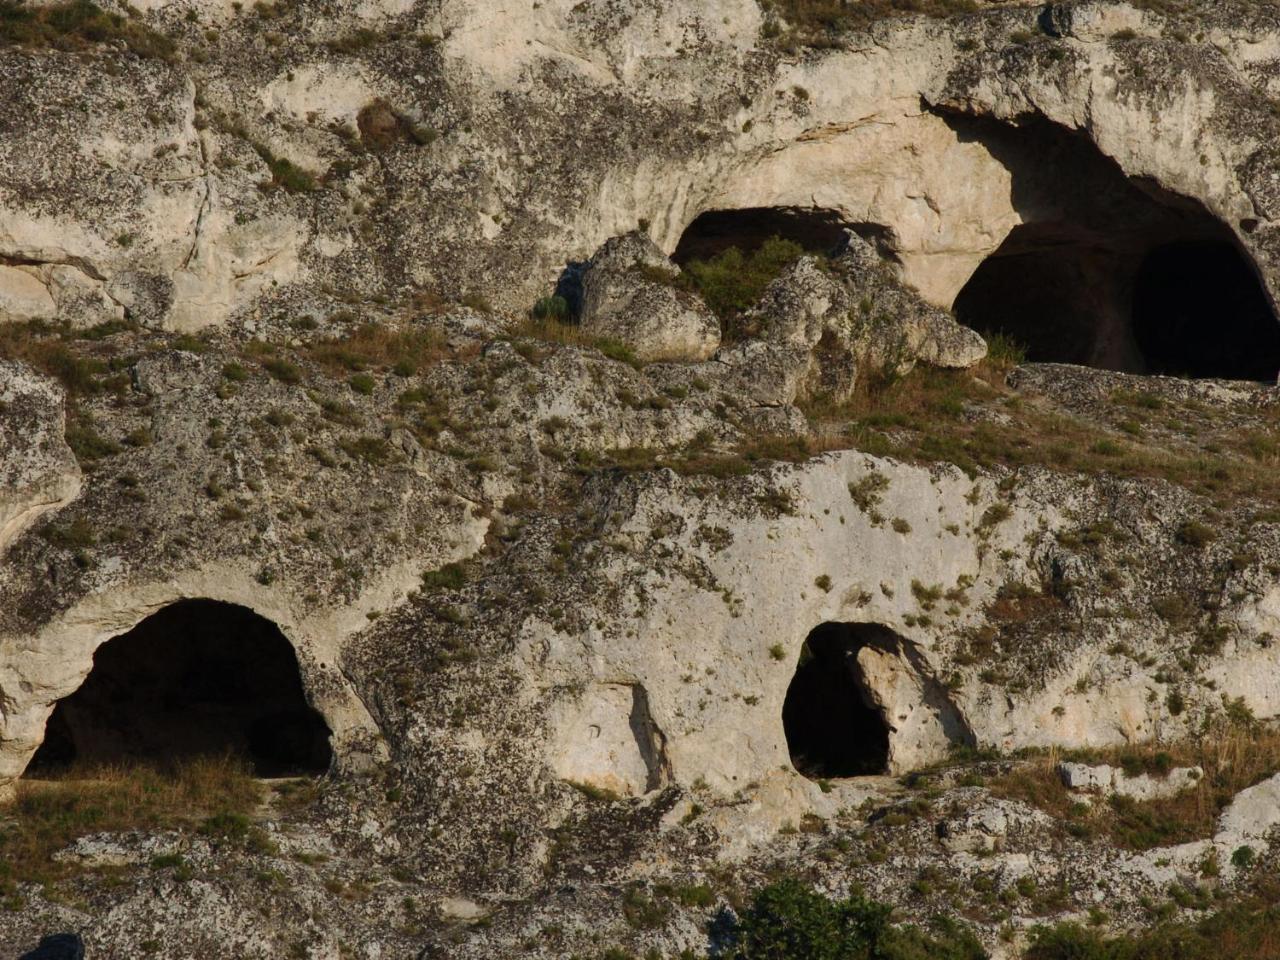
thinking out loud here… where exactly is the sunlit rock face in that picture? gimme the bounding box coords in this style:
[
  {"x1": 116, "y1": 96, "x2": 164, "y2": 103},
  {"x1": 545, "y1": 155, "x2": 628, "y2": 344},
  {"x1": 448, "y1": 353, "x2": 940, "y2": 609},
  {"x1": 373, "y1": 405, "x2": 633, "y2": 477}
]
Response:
[{"x1": 8, "y1": 0, "x2": 1280, "y2": 957}]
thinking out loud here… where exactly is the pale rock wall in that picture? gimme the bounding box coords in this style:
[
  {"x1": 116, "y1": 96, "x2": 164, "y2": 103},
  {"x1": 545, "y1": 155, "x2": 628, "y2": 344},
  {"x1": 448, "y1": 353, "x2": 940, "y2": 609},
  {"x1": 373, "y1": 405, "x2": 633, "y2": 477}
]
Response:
[{"x1": 0, "y1": 363, "x2": 80, "y2": 557}]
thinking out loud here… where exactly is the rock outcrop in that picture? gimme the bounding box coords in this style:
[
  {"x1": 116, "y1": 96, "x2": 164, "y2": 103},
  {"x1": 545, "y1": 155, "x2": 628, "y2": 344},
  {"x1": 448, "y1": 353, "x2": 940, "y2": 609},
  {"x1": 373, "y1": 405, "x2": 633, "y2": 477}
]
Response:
[
  {"x1": 6, "y1": 1, "x2": 1280, "y2": 958},
  {"x1": 577, "y1": 232, "x2": 721, "y2": 362}
]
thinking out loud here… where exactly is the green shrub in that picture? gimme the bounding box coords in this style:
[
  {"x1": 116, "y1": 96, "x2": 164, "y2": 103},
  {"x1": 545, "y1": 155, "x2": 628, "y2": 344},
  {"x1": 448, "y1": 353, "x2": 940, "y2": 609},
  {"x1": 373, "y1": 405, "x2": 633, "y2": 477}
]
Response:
[
  {"x1": 984, "y1": 333, "x2": 1027, "y2": 368},
  {"x1": 261, "y1": 357, "x2": 302, "y2": 384},
  {"x1": 595, "y1": 338, "x2": 641, "y2": 368},
  {"x1": 724, "y1": 878, "x2": 985, "y2": 960},
  {"x1": 251, "y1": 143, "x2": 317, "y2": 193},
  {"x1": 421, "y1": 562, "x2": 467, "y2": 591},
  {"x1": 532, "y1": 295, "x2": 569, "y2": 321},
  {"x1": 66, "y1": 420, "x2": 122, "y2": 463},
  {"x1": 680, "y1": 236, "x2": 805, "y2": 331},
  {"x1": 1176, "y1": 520, "x2": 1216, "y2": 549}
]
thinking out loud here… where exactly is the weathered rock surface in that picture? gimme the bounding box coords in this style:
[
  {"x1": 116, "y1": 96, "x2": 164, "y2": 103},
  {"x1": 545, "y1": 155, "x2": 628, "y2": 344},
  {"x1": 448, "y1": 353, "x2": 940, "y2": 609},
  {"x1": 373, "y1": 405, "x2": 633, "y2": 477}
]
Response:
[
  {"x1": 577, "y1": 232, "x2": 721, "y2": 362},
  {"x1": 7, "y1": 1, "x2": 1280, "y2": 957},
  {"x1": 1059, "y1": 761, "x2": 1203, "y2": 801},
  {"x1": 0, "y1": 361, "x2": 80, "y2": 554}
]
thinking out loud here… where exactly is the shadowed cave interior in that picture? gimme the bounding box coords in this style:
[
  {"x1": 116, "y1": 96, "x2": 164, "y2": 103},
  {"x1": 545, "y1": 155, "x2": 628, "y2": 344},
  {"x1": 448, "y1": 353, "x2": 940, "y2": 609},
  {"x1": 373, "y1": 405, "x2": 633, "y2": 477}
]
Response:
[
  {"x1": 671, "y1": 206, "x2": 890, "y2": 265},
  {"x1": 782, "y1": 622, "x2": 892, "y2": 779},
  {"x1": 949, "y1": 117, "x2": 1280, "y2": 381},
  {"x1": 26, "y1": 599, "x2": 332, "y2": 778}
]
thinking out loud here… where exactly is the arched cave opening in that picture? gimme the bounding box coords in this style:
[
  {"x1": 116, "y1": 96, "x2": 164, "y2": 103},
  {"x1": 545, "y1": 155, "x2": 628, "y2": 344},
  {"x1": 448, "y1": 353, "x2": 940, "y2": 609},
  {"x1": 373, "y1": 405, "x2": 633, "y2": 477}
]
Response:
[
  {"x1": 949, "y1": 117, "x2": 1280, "y2": 380},
  {"x1": 671, "y1": 206, "x2": 885, "y2": 266},
  {"x1": 782, "y1": 622, "x2": 891, "y2": 779},
  {"x1": 25, "y1": 600, "x2": 332, "y2": 778}
]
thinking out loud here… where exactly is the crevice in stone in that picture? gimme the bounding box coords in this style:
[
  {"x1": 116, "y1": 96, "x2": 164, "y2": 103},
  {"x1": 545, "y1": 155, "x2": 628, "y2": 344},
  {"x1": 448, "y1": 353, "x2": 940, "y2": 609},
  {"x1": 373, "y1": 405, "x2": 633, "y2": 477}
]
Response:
[
  {"x1": 0, "y1": 253, "x2": 107, "y2": 283},
  {"x1": 627, "y1": 683, "x2": 671, "y2": 792}
]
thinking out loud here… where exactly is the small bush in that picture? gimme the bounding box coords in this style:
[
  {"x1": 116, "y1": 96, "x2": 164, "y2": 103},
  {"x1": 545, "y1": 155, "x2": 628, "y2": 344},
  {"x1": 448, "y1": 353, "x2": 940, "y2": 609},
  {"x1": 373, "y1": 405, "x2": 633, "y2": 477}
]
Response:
[
  {"x1": 532, "y1": 295, "x2": 569, "y2": 321},
  {"x1": 681, "y1": 236, "x2": 806, "y2": 334},
  {"x1": 66, "y1": 420, "x2": 122, "y2": 463},
  {"x1": 1176, "y1": 520, "x2": 1216, "y2": 549},
  {"x1": 984, "y1": 333, "x2": 1026, "y2": 368},
  {"x1": 252, "y1": 143, "x2": 317, "y2": 193},
  {"x1": 723, "y1": 878, "x2": 985, "y2": 960},
  {"x1": 421, "y1": 562, "x2": 467, "y2": 591},
  {"x1": 848, "y1": 473, "x2": 890, "y2": 512},
  {"x1": 261, "y1": 357, "x2": 302, "y2": 384},
  {"x1": 596, "y1": 338, "x2": 641, "y2": 368}
]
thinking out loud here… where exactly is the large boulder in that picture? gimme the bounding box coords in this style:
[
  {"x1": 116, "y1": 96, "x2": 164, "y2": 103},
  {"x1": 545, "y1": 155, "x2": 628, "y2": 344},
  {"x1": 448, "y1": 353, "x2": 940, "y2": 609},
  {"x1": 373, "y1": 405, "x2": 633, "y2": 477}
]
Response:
[
  {"x1": 748, "y1": 255, "x2": 860, "y2": 403},
  {"x1": 739, "y1": 235, "x2": 988, "y2": 406},
  {"x1": 577, "y1": 233, "x2": 721, "y2": 363},
  {"x1": 832, "y1": 236, "x2": 988, "y2": 374}
]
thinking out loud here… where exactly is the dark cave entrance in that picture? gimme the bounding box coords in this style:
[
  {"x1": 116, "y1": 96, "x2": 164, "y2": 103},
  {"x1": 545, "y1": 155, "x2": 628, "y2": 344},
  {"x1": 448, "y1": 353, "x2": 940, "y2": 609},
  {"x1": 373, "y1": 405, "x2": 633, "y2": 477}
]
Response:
[
  {"x1": 671, "y1": 206, "x2": 883, "y2": 265},
  {"x1": 1132, "y1": 241, "x2": 1280, "y2": 380},
  {"x1": 782, "y1": 622, "x2": 891, "y2": 779},
  {"x1": 26, "y1": 600, "x2": 332, "y2": 778},
  {"x1": 949, "y1": 117, "x2": 1280, "y2": 380}
]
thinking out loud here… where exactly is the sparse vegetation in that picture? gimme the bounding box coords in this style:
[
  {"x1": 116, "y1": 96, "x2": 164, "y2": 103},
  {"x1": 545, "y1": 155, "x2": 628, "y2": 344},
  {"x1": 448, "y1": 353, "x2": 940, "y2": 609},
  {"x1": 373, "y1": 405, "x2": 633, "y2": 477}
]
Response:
[
  {"x1": 0, "y1": 0, "x2": 175, "y2": 58},
  {"x1": 1026, "y1": 877, "x2": 1280, "y2": 960},
  {"x1": 1176, "y1": 519, "x2": 1216, "y2": 549},
  {"x1": 0, "y1": 756, "x2": 260, "y2": 892},
  {"x1": 722, "y1": 877, "x2": 985, "y2": 960},
  {"x1": 761, "y1": 0, "x2": 978, "y2": 49},
  {"x1": 679, "y1": 236, "x2": 806, "y2": 336},
  {"x1": 800, "y1": 358, "x2": 1280, "y2": 510},
  {"x1": 307, "y1": 322, "x2": 452, "y2": 377},
  {"x1": 988, "y1": 719, "x2": 1280, "y2": 851}
]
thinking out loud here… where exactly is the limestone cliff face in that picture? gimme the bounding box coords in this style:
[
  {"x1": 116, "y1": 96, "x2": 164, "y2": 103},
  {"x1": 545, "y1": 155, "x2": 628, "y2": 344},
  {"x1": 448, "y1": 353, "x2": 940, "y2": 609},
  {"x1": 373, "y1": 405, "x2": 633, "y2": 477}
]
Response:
[
  {"x1": 3, "y1": 0, "x2": 1279, "y2": 330},
  {"x1": 7, "y1": 2, "x2": 1280, "y2": 958}
]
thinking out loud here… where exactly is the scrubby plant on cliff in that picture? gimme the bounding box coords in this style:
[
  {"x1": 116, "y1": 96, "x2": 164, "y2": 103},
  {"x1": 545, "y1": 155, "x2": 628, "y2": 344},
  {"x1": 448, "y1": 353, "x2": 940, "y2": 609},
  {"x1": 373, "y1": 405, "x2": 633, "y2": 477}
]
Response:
[
  {"x1": 0, "y1": 0, "x2": 174, "y2": 58},
  {"x1": 722, "y1": 877, "x2": 986, "y2": 960},
  {"x1": 1026, "y1": 876, "x2": 1280, "y2": 960},
  {"x1": 680, "y1": 236, "x2": 805, "y2": 334},
  {"x1": 762, "y1": 0, "x2": 978, "y2": 48}
]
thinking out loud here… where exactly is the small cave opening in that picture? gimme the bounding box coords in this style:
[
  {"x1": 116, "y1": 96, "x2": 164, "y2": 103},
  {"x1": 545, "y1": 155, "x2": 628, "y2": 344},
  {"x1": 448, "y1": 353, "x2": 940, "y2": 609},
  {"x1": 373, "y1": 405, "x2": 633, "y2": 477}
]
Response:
[
  {"x1": 781, "y1": 622, "x2": 891, "y2": 779},
  {"x1": 25, "y1": 599, "x2": 332, "y2": 778},
  {"x1": 949, "y1": 116, "x2": 1280, "y2": 380},
  {"x1": 671, "y1": 206, "x2": 886, "y2": 266}
]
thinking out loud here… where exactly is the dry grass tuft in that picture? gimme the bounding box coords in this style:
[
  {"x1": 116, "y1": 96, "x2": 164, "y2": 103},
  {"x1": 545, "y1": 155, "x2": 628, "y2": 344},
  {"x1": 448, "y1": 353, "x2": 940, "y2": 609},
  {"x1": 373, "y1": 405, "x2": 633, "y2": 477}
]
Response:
[
  {"x1": 305, "y1": 321, "x2": 454, "y2": 377},
  {"x1": 803, "y1": 356, "x2": 1280, "y2": 509},
  {"x1": 0, "y1": 755, "x2": 261, "y2": 894},
  {"x1": 989, "y1": 720, "x2": 1280, "y2": 850}
]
